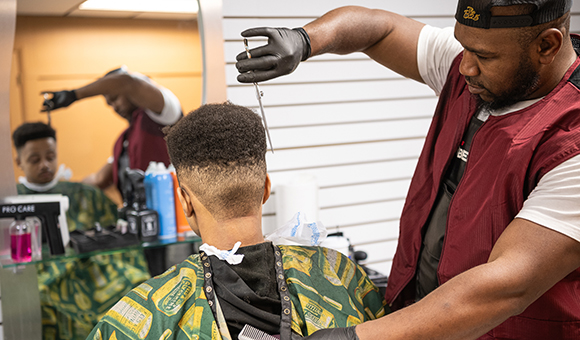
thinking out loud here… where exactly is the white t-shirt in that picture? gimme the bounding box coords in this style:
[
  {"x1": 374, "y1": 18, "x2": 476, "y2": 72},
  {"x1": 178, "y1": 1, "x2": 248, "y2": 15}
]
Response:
[
  {"x1": 417, "y1": 25, "x2": 580, "y2": 242},
  {"x1": 127, "y1": 70, "x2": 182, "y2": 126},
  {"x1": 143, "y1": 86, "x2": 182, "y2": 126}
]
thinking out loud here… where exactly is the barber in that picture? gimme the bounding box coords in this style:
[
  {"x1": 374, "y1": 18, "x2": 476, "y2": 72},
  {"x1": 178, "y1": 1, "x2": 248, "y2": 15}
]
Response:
[
  {"x1": 42, "y1": 66, "x2": 183, "y2": 276},
  {"x1": 236, "y1": 0, "x2": 580, "y2": 338},
  {"x1": 42, "y1": 66, "x2": 182, "y2": 197}
]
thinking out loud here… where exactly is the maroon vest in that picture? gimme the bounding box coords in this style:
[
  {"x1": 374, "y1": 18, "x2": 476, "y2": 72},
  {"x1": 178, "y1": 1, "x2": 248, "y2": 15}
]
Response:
[
  {"x1": 385, "y1": 50, "x2": 580, "y2": 338},
  {"x1": 112, "y1": 108, "x2": 171, "y2": 187}
]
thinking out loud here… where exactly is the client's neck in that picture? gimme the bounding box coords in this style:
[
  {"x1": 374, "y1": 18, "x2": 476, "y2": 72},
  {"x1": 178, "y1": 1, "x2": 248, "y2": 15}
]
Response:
[{"x1": 200, "y1": 213, "x2": 266, "y2": 250}]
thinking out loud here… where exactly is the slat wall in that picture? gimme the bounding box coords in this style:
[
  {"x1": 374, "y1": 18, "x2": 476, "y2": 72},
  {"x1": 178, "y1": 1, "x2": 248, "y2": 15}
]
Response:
[{"x1": 221, "y1": 0, "x2": 580, "y2": 276}]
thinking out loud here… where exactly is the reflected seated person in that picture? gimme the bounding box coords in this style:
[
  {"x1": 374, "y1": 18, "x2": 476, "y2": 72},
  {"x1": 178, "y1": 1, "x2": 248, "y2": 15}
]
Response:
[
  {"x1": 87, "y1": 102, "x2": 388, "y2": 340},
  {"x1": 12, "y1": 122, "x2": 150, "y2": 340}
]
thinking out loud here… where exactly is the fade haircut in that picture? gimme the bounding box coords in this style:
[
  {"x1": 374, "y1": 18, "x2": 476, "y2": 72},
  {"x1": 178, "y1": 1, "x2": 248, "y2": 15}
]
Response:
[
  {"x1": 164, "y1": 102, "x2": 267, "y2": 220},
  {"x1": 12, "y1": 122, "x2": 56, "y2": 154}
]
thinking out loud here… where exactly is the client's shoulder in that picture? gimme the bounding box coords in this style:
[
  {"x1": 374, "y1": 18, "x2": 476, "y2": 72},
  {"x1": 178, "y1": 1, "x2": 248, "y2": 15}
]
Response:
[
  {"x1": 114, "y1": 253, "x2": 206, "y2": 314},
  {"x1": 279, "y1": 244, "x2": 351, "y2": 261}
]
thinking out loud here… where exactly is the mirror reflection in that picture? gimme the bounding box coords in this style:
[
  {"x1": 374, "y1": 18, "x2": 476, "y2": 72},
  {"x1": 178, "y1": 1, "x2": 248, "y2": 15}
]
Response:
[
  {"x1": 10, "y1": 3, "x2": 203, "y2": 205},
  {"x1": 6, "y1": 2, "x2": 203, "y2": 338}
]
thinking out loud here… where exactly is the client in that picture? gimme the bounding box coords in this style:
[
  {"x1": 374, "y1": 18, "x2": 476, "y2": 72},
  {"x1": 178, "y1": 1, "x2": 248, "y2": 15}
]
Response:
[
  {"x1": 87, "y1": 102, "x2": 388, "y2": 340},
  {"x1": 13, "y1": 122, "x2": 150, "y2": 340}
]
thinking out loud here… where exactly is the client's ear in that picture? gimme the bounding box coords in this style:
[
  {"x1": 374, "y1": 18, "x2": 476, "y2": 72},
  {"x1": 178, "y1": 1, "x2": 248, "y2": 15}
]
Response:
[
  {"x1": 262, "y1": 174, "x2": 272, "y2": 204},
  {"x1": 177, "y1": 186, "x2": 194, "y2": 217}
]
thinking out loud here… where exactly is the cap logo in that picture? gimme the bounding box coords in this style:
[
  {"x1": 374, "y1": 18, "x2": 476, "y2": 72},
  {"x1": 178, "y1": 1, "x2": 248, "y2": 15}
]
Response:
[{"x1": 463, "y1": 6, "x2": 480, "y2": 22}]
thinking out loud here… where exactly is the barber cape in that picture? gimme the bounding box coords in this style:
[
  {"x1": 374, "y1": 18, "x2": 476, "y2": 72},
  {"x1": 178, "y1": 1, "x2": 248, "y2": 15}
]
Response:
[
  {"x1": 18, "y1": 181, "x2": 151, "y2": 340},
  {"x1": 88, "y1": 244, "x2": 388, "y2": 340}
]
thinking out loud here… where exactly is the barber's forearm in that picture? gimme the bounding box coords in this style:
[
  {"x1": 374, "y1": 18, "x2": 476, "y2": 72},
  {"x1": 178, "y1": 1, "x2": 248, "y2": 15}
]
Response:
[{"x1": 356, "y1": 263, "x2": 532, "y2": 340}]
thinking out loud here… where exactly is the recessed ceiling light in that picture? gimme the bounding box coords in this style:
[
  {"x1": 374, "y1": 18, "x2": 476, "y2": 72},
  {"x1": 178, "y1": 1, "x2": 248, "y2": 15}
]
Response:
[{"x1": 79, "y1": 0, "x2": 198, "y2": 13}]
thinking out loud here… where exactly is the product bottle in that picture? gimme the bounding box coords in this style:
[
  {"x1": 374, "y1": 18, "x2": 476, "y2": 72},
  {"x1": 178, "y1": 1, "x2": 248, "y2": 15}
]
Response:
[
  {"x1": 125, "y1": 169, "x2": 160, "y2": 242},
  {"x1": 154, "y1": 163, "x2": 177, "y2": 239},
  {"x1": 144, "y1": 161, "x2": 157, "y2": 211},
  {"x1": 168, "y1": 164, "x2": 193, "y2": 238},
  {"x1": 118, "y1": 167, "x2": 134, "y2": 221},
  {"x1": 10, "y1": 216, "x2": 32, "y2": 263}
]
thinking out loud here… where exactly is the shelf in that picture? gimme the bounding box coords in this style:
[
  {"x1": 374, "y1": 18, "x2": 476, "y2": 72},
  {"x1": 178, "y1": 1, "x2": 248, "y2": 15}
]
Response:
[{"x1": 0, "y1": 234, "x2": 201, "y2": 268}]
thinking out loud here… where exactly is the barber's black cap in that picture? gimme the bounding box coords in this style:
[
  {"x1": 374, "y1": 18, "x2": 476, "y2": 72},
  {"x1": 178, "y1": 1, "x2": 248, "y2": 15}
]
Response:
[{"x1": 456, "y1": 0, "x2": 572, "y2": 29}]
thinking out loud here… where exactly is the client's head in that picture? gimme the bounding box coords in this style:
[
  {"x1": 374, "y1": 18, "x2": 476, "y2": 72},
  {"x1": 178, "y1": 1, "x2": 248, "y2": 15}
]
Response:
[
  {"x1": 164, "y1": 102, "x2": 268, "y2": 229},
  {"x1": 12, "y1": 122, "x2": 58, "y2": 184}
]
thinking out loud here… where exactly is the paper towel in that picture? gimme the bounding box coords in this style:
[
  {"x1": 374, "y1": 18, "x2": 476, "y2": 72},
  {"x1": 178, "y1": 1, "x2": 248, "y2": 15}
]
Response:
[{"x1": 274, "y1": 173, "x2": 319, "y2": 230}]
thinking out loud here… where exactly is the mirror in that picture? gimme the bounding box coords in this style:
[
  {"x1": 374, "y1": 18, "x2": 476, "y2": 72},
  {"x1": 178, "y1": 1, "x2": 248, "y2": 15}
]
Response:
[{"x1": 9, "y1": 0, "x2": 203, "y2": 204}]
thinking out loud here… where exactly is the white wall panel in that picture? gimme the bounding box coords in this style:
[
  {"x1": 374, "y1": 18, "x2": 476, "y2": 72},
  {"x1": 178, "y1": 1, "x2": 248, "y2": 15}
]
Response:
[
  {"x1": 268, "y1": 158, "x2": 418, "y2": 192},
  {"x1": 265, "y1": 118, "x2": 431, "y2": 149},
  {"x1": 228, "y1": 79, "x2": 435, "y2": 107},
  {"x1": 320, "y1": 179, "x2": 411, "y2": 208},
  {"x1": 249, "y1": 97, "x2": 438, "y2": 128},
  {"x1": 266, "y1": 138, "x2": 426, "y2": 171},
  {"x1": 319, "y1": 199, "x2": 404, "y2": 230},
  {"x1": 222, "y1": 1, "x2": 459, "y2": 18}
]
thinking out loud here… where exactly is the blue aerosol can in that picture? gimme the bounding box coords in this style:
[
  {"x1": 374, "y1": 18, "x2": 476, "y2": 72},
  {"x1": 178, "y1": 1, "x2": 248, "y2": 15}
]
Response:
[{"x1": 152, "y1": 162, "x2": 177, "y2": 239}]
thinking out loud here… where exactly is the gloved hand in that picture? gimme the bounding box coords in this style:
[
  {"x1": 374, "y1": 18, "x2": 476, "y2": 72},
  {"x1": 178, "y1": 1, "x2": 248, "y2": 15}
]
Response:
[
  {"x1": 236, "y1": 27, "x2": 311, "y2": 83},
  {"x1": 42, "y1": 90, "x2": 77, "y2": 111},
  {"x1": 302, "y1": 326, "x2": 359, "y2": 340}
]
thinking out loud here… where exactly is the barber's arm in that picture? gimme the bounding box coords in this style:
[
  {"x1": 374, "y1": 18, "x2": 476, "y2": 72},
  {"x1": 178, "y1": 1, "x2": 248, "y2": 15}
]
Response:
[
  {"x1": 236, "y1": 6, "x2": 425, "y2": 83},
  {"x1": 42, "y1": 72, "x2": 165, "y2": 114},
  {"x1": 82, "y1": 162, "x2": 114, "y2": 190},
  {"x1": 305, "y1": 218, "x2": 580, "y2": 339},
  {"x1": 80, "y1": 73, "x2": 165, "y2": 113}
]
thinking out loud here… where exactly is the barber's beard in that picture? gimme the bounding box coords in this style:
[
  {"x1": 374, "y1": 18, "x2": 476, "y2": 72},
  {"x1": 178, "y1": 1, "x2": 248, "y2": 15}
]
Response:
[{"x1": 473, "y1": 56, "x2": 541, "y2": 112}]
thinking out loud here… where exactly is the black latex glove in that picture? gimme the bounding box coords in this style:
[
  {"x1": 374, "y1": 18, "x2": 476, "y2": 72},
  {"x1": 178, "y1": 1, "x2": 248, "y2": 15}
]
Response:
[
  {"x1": 302, "y1": 326, "x2": 359, "y2": 340},
  {"x1": 236, "y1": 27, "x2": 311, "y2": 83},
  {"x1": 42, "y1": 90, "x2": 77, "y2": 111}
]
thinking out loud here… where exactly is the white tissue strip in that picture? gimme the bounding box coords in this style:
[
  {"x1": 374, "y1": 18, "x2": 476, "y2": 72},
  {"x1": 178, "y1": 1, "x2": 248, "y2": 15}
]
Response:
[{"x1": 199, "y1": 241, "x2": 245, "y2": 265}]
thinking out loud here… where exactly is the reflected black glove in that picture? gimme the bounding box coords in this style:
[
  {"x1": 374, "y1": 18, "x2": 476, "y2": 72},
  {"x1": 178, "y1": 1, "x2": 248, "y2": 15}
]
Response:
[
  {"x1": 236, "y1": 27, "x2": 311, "y2": 83},
  {"x1": 302, "y1": 326, "x2": 359, "y2": 340},
  {"x1": 42, "y1": 90, "x2": 77, "y2": 111}
]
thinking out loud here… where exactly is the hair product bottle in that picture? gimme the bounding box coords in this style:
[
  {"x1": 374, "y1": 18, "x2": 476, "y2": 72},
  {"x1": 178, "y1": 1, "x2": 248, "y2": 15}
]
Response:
[
  {"x1": 152, "y1": 163, "x2": 177, "y2": 240},
  {"x1": 10, "y1": 216, "x2": 32, "y2": 262},
  {"x1": 167, "y1": 164, "x2": 193, "y2": 239},
  {"x1": 126, "y1": 169, "x2": 159, "y2": 242}
]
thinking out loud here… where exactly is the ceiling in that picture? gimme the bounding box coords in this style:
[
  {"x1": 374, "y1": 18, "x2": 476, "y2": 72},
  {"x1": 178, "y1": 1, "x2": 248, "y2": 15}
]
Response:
[{"x1": 16, "y1": 0, "x2": 197, "y2": 20}]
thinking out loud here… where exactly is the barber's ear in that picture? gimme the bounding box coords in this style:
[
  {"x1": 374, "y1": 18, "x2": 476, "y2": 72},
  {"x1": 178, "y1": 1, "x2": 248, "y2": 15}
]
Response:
[
  {"x1": 537, "y1": 28, "x2": 564, "y2": 64},
  {"x1": 263, "y1": 174, "x2": 272, "y2": 204},
  {"x1": 177, "y1": 186, "x2": 194, "y2": 217}
]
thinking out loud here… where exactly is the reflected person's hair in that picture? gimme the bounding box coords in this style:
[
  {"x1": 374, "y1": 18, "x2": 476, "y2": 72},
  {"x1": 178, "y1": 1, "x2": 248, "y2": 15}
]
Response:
[
  {"x1": 164, "y1": 102, "x2": 267, "y2": 220},
  {"x1": 12, "y1": 122, "x2": 56, "y2": 153},
  {"x1": 103, "y1": 65, "x2": 128, "y2": 77}
]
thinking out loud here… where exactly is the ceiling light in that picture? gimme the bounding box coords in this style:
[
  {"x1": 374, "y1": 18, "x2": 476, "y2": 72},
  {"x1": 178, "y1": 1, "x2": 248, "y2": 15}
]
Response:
[{"x1": 79, "y1": 0, "x2": 198, "y2": 13}]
